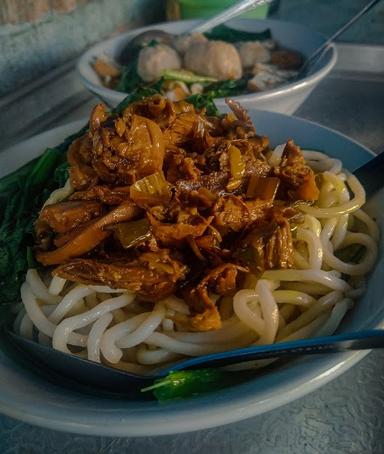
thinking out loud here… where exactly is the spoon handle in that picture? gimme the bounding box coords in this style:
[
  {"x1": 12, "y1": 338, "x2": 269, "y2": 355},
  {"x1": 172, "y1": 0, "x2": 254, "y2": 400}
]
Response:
[
  {"x1": 296, "y1": 0, "x2": 382, "y2": 79},
  {"x1": 165, "y1": 329, "x2": 384, "y2": 371},
  {"x1": 190, "y1": 0, "x2": 273, "y2": 34},
  {"x1": 353, "y1": 150, "x2": 384, "y2": 198}
]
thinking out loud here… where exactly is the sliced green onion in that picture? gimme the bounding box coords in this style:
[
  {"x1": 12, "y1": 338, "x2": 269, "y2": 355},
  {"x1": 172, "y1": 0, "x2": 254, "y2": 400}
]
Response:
[
  {"x1": 141, "y1": 369, "x2": 241, "y2": 401},
  {"x1": 163, "y1": 69, "x2": 217, "y2": 84}
]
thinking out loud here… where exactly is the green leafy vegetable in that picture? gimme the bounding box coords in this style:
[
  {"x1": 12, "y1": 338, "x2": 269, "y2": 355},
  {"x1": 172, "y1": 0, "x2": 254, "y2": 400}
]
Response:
[
  {"x1": 0, "y1": 127, "x2": 86, "y2": 306},
  {"x1": 115, "y1": 80, "x2": 220, "y2": 118},
  {"x1": 114, "y1": 79, "x2": 165, "y2": 113},
  {"x1": 115, "y1": 40, "x2": 161, "y2": 93},
  {"x1": 185, "y1": 93, "x2": 219, "y2": 116},
  {"x1": 142, "y1": 369, "x2": 249, "y2": 401},
  {"x1": 53, "y1": 161, "x2": 69, "y2": 188},
  {"x1": 203, "y1": 77, "x2": 250, "y2": 98},
  {"x1": 0, "y1": 87, "x2": 220, "y2": 309},
  {"x1": 204, "y1": 24, "x2": 271, "y2": 43},
  {"x1": 115, "y1": 57, "x2": 142, "y2": 93}
]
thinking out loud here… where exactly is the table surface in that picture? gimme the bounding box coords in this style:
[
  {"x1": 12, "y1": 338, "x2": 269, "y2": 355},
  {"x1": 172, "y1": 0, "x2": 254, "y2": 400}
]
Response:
[{"x1": 0, "y1": 43, "x2": 383, "y2": 453}]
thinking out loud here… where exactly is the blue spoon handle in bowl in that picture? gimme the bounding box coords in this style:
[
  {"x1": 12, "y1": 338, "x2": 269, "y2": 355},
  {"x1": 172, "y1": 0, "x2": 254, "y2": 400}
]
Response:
[
  {"x1": 353, "y1": 150, "x2": 384, "y2": 198},
  {"x1": 163, "y1": 329, "x2": 384, "y2": 373},
  {"x1": 6, "y1": 328, "x2": 384, "y2": 389}
]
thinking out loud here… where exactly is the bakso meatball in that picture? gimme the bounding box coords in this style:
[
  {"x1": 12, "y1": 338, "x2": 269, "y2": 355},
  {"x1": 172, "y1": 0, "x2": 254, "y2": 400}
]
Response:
[
  {"x1": 137, "y1": 44, "x2": 181, "y2": 82},
  {"x1": 184, "y1": 40, "x2": 242, "y2": 80},
  {"x1": 237, "y1": 41, "x2": 271, "y2": 69},
  {"x1": 173, "y1": 32, "x2": 208, "y2": 55}
]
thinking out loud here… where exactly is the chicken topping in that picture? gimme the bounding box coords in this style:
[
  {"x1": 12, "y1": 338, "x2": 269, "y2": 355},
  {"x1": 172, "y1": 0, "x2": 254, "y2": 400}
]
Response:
[
  {"x1": 274, "y1": 139, "x2": 319, "y2": 201},
  {"x1": 38, "y1": 201, "x2": 103, "y2": 234},
  {"x1": 34, "y1": 96, "x2": 318, "y2": 330},
  {"x1": 54, "y1": 250, "x2": 187, "y2": 301},
  {"x1": 185, "y1": 264, "x2": 247, "y2": 331}
]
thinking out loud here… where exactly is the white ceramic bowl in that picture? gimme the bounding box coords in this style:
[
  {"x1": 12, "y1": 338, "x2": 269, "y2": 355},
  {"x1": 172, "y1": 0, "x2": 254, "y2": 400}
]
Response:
[
  {"x1": 77, "y1": 18, "x2": 337, "y2": 114},
  {"x1": 0, "y1": 109, "x2": 382, "y2": 436}
]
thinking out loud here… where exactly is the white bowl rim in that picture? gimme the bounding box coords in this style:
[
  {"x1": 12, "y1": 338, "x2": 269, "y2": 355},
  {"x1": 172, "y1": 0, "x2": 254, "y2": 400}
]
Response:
[
  {"x1": 77, "y1": 18, "x2": 338, "y2": 106},
  {"x1": 0, "y1": 111, "x2": 378, "y2": 437}
]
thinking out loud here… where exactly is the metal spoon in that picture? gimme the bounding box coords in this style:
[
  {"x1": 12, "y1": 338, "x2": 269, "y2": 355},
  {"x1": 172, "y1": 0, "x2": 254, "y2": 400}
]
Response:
[
  {"x1": 294, "y1": 0, "x2": 382, "y2": 80},
  {"x1": 117, "y1": 0, "x2": 273, "y2": 64},
  {"x1": 5, "y1": 151, "x2": 384, "y2": 392}
]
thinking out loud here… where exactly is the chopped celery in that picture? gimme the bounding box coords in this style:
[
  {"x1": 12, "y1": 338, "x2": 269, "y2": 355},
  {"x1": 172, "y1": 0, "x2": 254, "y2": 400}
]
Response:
[{"x1": 115, "y1": 218, "x2": 151, "y2": 249}]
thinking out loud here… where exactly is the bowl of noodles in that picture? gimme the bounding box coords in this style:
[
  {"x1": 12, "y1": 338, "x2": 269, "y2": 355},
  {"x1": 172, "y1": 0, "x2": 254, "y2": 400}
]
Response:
[
  {"x1": 0, "y1": 94, "x2": 382, "y2": 436},
  {"x1": 77, "y1": 18, "x2": 337, "y2": 114}
]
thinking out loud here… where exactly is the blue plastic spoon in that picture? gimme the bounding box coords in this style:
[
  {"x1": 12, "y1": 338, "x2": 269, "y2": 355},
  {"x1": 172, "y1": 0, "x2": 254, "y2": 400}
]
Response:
[{"x1": 6, "y1": 328, "x2": 384, "y2": 392}]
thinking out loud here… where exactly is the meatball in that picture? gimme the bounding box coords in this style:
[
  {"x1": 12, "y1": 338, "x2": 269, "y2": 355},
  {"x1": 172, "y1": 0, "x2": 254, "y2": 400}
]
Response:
[
  {"x1": 137, "y1": 44, "x2": 181, "y2": 82},
  {"x1": 173, "y1": 32, "x2": 208, "y2": 55},
  {"x1": 184, "y1": 40, "x2": 242, "y2": 81},
  {"x1": 237, "y1": 41, "x2": 271, "y2": 69}
]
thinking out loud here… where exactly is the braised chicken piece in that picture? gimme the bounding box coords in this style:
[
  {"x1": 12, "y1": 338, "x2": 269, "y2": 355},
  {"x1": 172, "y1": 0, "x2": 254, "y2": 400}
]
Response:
[
  {"x1": 213, "y1": 195, "x2": 271, "y2": 234},
  {"x1": 274, "y1": 139, "x2": 319, "y2": 201},
  {"x1": 69, "y1": 185, "x2": 131, "y2": 205},
  {"x1": 164, "y1": 148, "x2": 201, "y2": 183},
  {"x1": 123, "y1": 94, "x2": 177, "y2": 130},
  {"x1": 34, "y1": 96, "x2": 319, "y2": 330},
  {"x1": 239, "y1": 207, "x2": 298, "y2": 273},
  {"x1": 38, "y1": 201, "x2": 103, "y2": 234},
  {"x1": 148, "y1": 209, "x2": 213, "y2": 247},
  {"x1": 36, "y1": 202, "x2": 141, "y2": 266},
  {"x1": 185, "y1": 263, "x2": 247, "y2": 331},
  {"x1": 91, "y1": 110, "x2": 165, "y2": 185},
  {"x1": 67, "y1": 136, "x2": 98, "y2": 190},
  {"x1": 54, "y1": 249, "x2": 187, "y2": 301},
  {"x1": 163, "y1": 112, "x2": 204, "y2": 148}
]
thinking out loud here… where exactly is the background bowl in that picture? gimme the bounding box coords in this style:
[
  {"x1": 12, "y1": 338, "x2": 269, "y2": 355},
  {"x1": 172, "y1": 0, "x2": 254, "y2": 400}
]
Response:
[
  {"x1": 77, "y1": 18, "x2": 337, "y2": 114},
  {"x1": 0, "y1": 110, "x2": 382, "y2": 437}
]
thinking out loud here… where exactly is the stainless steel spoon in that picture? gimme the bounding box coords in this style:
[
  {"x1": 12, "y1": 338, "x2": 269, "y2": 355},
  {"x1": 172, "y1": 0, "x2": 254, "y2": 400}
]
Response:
[
  {"x1": 5, "y1": 150, "x2": 384, "y2": 392},
  {"x1": 294, "y1": 0, "x2": 382, "y2": 80}
]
